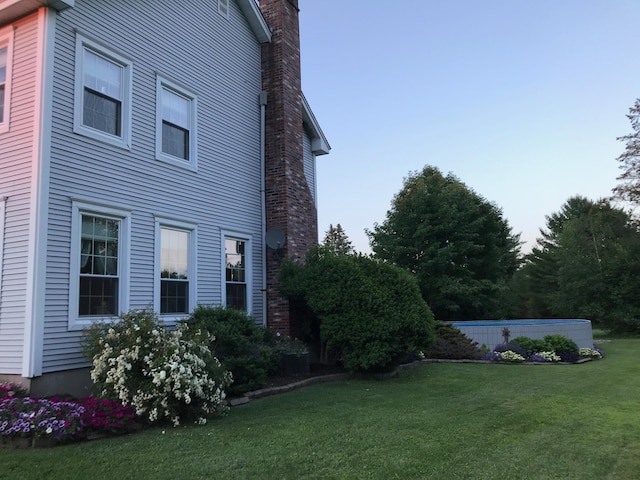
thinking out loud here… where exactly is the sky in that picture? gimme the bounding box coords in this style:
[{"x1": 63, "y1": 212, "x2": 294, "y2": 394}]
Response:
[{"x1": 298, "y1": 0, "x2": 640, "y2": 254}]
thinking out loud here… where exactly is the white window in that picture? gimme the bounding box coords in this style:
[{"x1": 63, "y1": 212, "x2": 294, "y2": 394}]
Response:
[
  {"x1": 218, "y1": 0, "x2": 229, "y2": 18},
  {"x1": 155, "y1": 218, "x2": 197, "y2": 318},
  {"x1": 0, "y1": 27, "x2": 14, "y2": 133},
  {"x1": 69, "y1": 202, "x2": 130, "y2": 330},
  {"x1": 156, "y1": 76, "x2": 197, "y2": 169},
  {"x1": 74, "y1": 34, "x2": 132, "y2": 149},
  {"x1": 222, "y1": 232, "x2": 252, "y2": 313}
]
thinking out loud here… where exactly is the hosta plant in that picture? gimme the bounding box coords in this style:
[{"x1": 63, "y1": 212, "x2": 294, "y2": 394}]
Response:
[{"x1": 83, "y1": 310, "x2": 232, "y2": 426}]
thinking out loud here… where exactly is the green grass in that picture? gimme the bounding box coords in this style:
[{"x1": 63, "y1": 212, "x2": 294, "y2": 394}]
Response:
[{"x1": 1, "y1": 339, "x2": 639, "y2": 480}]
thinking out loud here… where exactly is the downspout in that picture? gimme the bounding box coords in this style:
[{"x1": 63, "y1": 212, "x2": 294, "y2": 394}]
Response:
[{"x1": 259, "y1": 91, "x2": 268, "y2": 326}]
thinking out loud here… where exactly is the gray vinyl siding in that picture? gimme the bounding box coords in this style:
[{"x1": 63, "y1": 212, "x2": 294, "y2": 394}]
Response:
[
  {"x1": 42, "y1": 0, "x2": 265, "y2": 372},
  {"x1": 0, "y1": 13, "x2": 40, "y2": 374},
  {"x1": 303, "y1": 128, "x2": 317, "y2": 204}
]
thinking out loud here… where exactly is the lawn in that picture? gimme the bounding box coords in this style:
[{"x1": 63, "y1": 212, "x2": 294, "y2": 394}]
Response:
[{"x1": 1, "y1": 338, "x2": 638, "y2": 480}]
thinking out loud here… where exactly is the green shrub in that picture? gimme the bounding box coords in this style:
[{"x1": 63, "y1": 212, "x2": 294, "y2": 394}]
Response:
[
  {"x1": 280, "y1": 248, "x2": 436, "y2": 374},
  {"x1": 82, "y1": 310, "x2": 231, "y2": 426},
  {"x1": 182, "y1": 306, "x2": 278, "y2": 396},
  {"x1": 543, "y1": 335, "x2": 579, "y2": 355},
  {"x1": 424, "y1": 322, "x2": 483, "y2": 360},
  {"x1": 512, "y1": 336, "x2": 553, "y2": 355}
]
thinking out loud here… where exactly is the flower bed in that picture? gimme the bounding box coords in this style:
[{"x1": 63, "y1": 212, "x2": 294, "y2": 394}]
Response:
[{"x1": 0, "y1": 383, "x2": 137, "y2": 448}]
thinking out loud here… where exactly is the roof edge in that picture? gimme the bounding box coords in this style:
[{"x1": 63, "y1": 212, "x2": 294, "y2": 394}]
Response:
[
  {"x1": 302, "y1": 93, "x2": 331, "y2": 156},
  {"x1": 237, "y1": 0, "x2": 271, "y2": 44},
  {"x1": 0, "y1": 0, "x2": 73, "y2": 24}
]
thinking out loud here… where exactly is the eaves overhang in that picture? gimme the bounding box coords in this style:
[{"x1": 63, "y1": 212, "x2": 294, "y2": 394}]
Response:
[
  {"x1": 0, "y1": 0, "x2": 73, "y2": 24},
  {"x1": 238, "y1": 0, "x2": 271, "y2": 44},
  {"x1": 302, "y1": 93, "x2": 330, "y2": 156}
]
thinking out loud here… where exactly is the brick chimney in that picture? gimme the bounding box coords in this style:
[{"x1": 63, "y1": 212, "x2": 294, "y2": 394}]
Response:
[{"x1": 260, "y1": 0, "x2": 318, "y2": 337}]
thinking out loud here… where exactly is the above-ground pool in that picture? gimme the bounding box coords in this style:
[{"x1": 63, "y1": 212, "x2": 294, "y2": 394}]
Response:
[{"x1": 451, "y1": 319, "x2": 594, "y2": 351}]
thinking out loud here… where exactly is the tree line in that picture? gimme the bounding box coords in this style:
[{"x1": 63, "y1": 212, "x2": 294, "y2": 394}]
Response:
[{"x1": 319, "y1": 99, "x2": 640, "y2": 335}]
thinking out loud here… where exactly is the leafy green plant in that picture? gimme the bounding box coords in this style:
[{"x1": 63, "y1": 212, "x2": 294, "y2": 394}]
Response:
[
  {"x1": 83, "y1": 309, "x2": 231, "y2": 426},
  {"x1": 543, "y1": 335, "x2": 579, "y2": 355},
  {"x1": 424, "y1": 322, "x2": 483, "y2": 360},
  {"x1": 511, "y1": 336, "x2": 553, "y2": 355},
  {"x1": 280, "y1": 248, "x2": 436, "y2": 374},
  {"x1": 182, "y1": 306, "x2": 279, "y2": 396}
]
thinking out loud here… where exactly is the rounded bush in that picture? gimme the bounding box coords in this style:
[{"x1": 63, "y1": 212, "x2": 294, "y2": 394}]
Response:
[
  {"x1": 543, "y1": 335, "x2": 579, "y2": 355},
  {"x1": 280, "y1": 249, "x2": 436, "y2": 374},
  {"x1": 511, "y1": 336, "x2": 553, "y2": 355}
]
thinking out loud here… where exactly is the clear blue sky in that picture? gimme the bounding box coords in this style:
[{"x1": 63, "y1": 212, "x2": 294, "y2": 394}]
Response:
[{"x1": 298, "y1": 0, "x2": 640, "y2": 254}]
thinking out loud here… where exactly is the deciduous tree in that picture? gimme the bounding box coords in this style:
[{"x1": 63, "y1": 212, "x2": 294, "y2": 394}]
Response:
[{"x1": 367, "y1": 166, "x2": 520, "y2": 321}]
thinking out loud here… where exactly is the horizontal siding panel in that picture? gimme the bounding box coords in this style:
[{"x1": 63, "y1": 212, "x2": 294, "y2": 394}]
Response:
[
  {"x1": 42, "y1": 0, "x2": 267, "y2": 371},
  {"x1": 0, "y1": 12, "x2": 40, "y2": 373}
]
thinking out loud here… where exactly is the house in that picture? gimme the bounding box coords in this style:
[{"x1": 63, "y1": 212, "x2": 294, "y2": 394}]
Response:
[{"x1": 0, "y1": 0, "x2": 329, "y2": 397}]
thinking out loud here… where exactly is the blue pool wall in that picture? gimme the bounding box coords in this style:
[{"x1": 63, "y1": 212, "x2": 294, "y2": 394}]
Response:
[{"x1": 450, "y1": 319, "x2": 594, "y2": 351}]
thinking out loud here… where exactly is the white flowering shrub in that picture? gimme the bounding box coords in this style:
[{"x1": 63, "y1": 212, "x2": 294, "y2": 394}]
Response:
[
  {"x1": 579, "y1": 347, "x2": 603, "y2": 359},
  {"x1": 499, "y1": 350, "x2": 525, "y2": 362},
  {"x1": 533, "y1": 351, "x2": 561, "y2": 362},
  {"x1": 83, "y1": 310, "x2": 232, "y2": 426}
]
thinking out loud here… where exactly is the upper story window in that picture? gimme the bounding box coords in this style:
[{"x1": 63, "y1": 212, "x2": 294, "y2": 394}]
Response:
[
  {"x1": 156, "y1": 76, "x2": 197, "y2": 170},
  {"x1": 0, "y1": 27, "x2": 14, "y2": 133},
  {"x1": 74, "y1": 34, "x2": 132, "y2": 149}
]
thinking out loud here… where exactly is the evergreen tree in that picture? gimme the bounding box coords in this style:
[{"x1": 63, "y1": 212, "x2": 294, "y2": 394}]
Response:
[
  {"x1": 613, "y1": 98, "x2": 640, "y2": 205},
  {"x1": 322, "y1": 223, "x2": 354, "y2": 255},
  {"x1": 520, "y1": 196, "x2": 640, "y2": 333}
]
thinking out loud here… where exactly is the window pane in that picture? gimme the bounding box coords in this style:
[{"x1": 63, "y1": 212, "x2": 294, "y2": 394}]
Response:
[
  {"x1": 0, "y1": 84, "x2": 4, "y2": 123},
  {"x1": 84, "y1": 49, "x2": 121, "y2": 99},
  {"x1": 0, "y1": 47, "x2": 7, "y2": 83},
  {"x1": 162, "y1": 88, "x2": 189, "y2": 128},
  {"x1": 162, "y1": 121, "x2": 189, "y2": 159},
  {"x1": 79, "y1": 277, "x2": 118, "y2": 315},
  {"x1": 160, "y1": 279, "x2": 188, "y2": 314},
  {"x1": 84, "y1": 89, "x2": 121, "y2": 135},
  {"x1": 81, "y1": 216, "x2": 119, "y2": 276},
  {"x1": 160, "y1": 228, "x2": 188, "y2": 279},
  {"x1": 226, "y1": 283, "x2": 246, "y2": 312},
  {"x1": 0, "y1": 46, "x2": 6, "y2": 124}
]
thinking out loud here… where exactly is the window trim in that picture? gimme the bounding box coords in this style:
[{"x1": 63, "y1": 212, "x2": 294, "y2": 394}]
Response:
[
  {"x1": 68, "y1": 201, "x2": 131, "y2": 330},
  {"x1": 221, "y1": 230, "x2": 252, "y2": 314},
  {"x1": 73, "y1": 34, "x2": 133, "y2": 149},
  {"x1": 155, "y1": 75, "x2": 198, "y2": 171},
  {"x1": 0, "y1": 26, "x2": 15, "y2": 134},
  {"x1": 154, "y1": 217, "x2": 197, "y2": 322}
]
